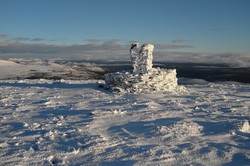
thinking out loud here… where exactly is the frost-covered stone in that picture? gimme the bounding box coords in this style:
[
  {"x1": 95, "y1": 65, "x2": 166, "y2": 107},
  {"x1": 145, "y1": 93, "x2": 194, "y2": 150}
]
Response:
[
  {"x1": 130, "y1": 43, "x2": 154, "y2": 74},
  {"x1": 104, "y1": 68, "x2": 179, "y2": 93},
  {"x1": 104, "y1": 43, "x2": 182, "y2": 93}
]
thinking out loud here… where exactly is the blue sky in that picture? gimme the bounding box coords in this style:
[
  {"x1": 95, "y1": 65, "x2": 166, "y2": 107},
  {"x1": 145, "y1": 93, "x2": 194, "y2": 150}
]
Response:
[{"x1": 0, "y1": 0, "x2": 250, "y2": 62}]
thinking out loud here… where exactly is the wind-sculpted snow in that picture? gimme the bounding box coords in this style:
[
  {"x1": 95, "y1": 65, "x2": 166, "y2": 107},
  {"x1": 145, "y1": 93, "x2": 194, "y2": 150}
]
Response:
[{"x1": 0, "y1": 79, "x2": 249, "y2": 165}]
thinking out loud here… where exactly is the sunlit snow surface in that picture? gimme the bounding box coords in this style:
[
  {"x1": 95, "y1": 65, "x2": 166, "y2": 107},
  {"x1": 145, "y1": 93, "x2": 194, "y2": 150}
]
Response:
[
  {"x1": 0, "y1": 59, "x2": 105, "y2": 80},
  {"x1": 0, "y1": 79, "x2": 250, "y2": 165}
]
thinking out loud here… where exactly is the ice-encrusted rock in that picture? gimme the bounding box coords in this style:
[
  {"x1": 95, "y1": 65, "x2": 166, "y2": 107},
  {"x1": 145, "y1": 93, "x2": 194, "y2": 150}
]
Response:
[
  {"x1": 104, "y1": 43, "x2": 182, "y2": 93},
  {"x1": 104, "y1": 68, "x2": 179, "y2": 93},
  {"x1": 130, "y1": 43, "x2": 154, "y2": 74}
]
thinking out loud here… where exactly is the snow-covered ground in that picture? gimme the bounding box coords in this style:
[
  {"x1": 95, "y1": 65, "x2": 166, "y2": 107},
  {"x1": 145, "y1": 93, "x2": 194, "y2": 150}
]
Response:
[
  {"x1": 0, "y1": 59, "x2": 105, "y2": 80},
  {"x1": 0, "y1": 78, "x2": 249, "y2": 165},
  {"x1": 0, "y1": 59, "x2": 250, "y2": 165}
]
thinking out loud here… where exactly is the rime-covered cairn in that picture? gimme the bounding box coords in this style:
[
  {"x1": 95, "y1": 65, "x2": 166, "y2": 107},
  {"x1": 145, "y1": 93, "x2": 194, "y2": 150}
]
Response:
[{"x1": 104, "y1": 43, "x2": 179, "y2": 92}]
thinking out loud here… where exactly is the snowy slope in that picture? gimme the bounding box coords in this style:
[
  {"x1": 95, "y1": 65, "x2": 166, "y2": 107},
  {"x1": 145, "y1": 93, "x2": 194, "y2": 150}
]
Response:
[
  {"x1": 0, "y1": 59, "x2": 105, "y2": 80},
  {"x1": 0, "y1": 60, "x2": 24, "y2": 79},
  {"x1": 0, "y1": 79, "x2": 249, "y2": 165}
]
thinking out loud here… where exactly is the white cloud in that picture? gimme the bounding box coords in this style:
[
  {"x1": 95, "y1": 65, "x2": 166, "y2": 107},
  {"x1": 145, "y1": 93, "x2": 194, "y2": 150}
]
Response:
[{"x1": 0, "y1": 34, "x2": 46, "y2": 43}]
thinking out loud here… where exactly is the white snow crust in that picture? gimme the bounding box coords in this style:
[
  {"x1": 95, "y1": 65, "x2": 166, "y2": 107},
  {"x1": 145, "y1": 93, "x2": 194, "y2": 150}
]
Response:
[{"x1": 0, "y1": 79, "x2": 250, "y2": 165}]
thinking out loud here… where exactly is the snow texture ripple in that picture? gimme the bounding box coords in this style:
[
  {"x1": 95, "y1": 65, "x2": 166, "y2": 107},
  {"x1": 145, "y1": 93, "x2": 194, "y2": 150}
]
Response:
[{"x1": 0, "y1": 79, "x2": 249, "y2": 165}]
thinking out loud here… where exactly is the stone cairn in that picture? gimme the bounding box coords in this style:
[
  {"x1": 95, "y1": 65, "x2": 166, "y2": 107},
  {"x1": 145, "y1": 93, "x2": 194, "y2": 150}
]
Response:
[{"x1": 104, "y1": 43, "x2": 180, "y2": 93}]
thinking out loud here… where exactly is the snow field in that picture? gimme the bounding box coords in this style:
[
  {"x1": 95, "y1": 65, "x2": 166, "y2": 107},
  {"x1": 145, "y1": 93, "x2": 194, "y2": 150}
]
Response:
[{"x1": 0, "y1": 79, "x2": 250, "y2": 165}]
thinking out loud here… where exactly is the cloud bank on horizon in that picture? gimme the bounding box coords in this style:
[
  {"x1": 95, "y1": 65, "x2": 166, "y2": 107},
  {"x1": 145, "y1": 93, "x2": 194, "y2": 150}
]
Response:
[{"x1": 0, "y1": 34, "x2": 250, "y2": 67}]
